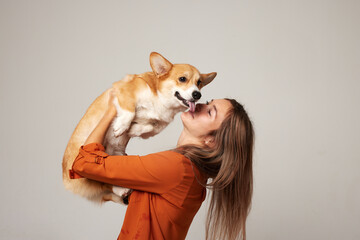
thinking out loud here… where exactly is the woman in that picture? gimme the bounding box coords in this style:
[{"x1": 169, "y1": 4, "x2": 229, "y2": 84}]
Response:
[{"x1": 71, "y1": 91, "x2": 254, "y2": 240}]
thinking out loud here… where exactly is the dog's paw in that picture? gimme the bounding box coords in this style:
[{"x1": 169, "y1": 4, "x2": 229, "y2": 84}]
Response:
[
  {"x1": 113, "y1": 126, "x2": 128, "y2": 137},
  {"x1": 111, "y1": 110, "x2": 135, "y2": 137},
  {"x1": 128, "y1": 124, "x2": 154, "y2": 137},
  {"x1": 113, "y1": 119, "x2": 129, "y2": 137},
  {"x1": 112, "y1": 186, "x2": 131, "y2": 198}
]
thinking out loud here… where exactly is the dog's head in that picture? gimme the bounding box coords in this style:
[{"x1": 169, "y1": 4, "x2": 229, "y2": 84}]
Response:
[{"x1": 150, "y1": 52, "x2": 216, "y2": 112}]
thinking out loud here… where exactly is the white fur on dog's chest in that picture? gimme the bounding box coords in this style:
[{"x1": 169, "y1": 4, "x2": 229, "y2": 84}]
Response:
[{"x1": 127, "y1": 88, "x2": 180, "y2": 138}]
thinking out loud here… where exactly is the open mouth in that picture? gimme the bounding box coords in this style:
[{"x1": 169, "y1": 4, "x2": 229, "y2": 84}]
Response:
[{"x1": 175, "y1": 91, "x2": 196, "y2": 112}]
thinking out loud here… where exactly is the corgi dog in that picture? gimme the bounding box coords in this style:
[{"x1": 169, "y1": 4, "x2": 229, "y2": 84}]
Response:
[{"x1": 62, "y1": 52, "x2": 216, "y2": 204}]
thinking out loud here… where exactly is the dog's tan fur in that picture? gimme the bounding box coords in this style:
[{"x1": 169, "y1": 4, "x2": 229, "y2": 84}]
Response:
[{"x1": 62, "y1": 52, "x2": 216, "y2": 204}]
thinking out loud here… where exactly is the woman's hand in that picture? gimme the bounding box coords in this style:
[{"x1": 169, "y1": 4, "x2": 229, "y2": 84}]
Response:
[
  {"x1": 106, "y1": 88, "x2": 119, "y2": 118},
  {"x1": 84, "y1": 88, "x2": 119, "y2": 145}
]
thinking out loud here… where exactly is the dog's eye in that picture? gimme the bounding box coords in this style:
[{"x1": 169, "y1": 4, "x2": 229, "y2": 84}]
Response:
[
  {"x1": 197, "y1": 79, "x2": 201, "y2": 86},
  {"x1": 179, "y1": 77, "x2": 187, "y2": 82}
]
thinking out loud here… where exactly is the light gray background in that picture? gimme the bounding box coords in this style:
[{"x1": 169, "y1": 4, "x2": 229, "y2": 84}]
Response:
[{"x1": 1, "y1": 0, "x2": 359, "y2": 239}]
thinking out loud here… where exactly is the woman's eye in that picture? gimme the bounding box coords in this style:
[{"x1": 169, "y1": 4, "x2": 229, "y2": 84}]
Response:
[
  {"x1": 179, "y1": 77, "x2": 187, "y2": 82},
  {"x1": 208, "y1": 110, "x2": 211, "y2": 116}
]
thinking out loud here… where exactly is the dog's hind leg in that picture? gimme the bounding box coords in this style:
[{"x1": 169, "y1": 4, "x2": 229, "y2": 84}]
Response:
[{"x1": 102, "y1": 193, "x2": 123, "y2": 204}]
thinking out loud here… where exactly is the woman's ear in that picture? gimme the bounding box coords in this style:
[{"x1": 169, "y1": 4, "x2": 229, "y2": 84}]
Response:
[{"x1": 204, "y1": 135, "x2": 216, "y2": 148}]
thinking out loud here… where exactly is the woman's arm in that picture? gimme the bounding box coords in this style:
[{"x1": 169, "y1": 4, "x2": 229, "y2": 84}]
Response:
[
  {"x1": 72, "y1": 144, "x2": 185, "y2": 194},
  {"x1": 84, "y1": 89, "x2": 117, "y2": 145},
  {"x1": 72, "y1": 89, "x2": 186, "y2": 195}
]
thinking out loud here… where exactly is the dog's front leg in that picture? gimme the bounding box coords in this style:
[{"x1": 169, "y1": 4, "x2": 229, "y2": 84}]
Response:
[
  {"x1": 112, "y1": 112, "x2": 135, "y2": 137},
  {"x1": 104, "y1": 128, "x2": 131, "y2": 155},
  {"x1": 112, "y1": 98, "x2": 135, "y2": 137}
]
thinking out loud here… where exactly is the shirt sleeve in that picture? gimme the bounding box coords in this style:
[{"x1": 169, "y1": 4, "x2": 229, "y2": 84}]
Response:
[{"x1": 71, "y1": 143, "x2": 185, "y2": 194}]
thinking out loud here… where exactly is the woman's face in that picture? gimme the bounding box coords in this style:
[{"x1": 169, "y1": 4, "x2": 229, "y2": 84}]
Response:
[{"x1": 181, "y1": 99, "x2": 232, "y2": 138}]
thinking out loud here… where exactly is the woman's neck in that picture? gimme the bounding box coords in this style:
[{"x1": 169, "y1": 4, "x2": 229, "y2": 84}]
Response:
[{"x1": 177, "y1": 129, "x2": 203, "y2": 147}]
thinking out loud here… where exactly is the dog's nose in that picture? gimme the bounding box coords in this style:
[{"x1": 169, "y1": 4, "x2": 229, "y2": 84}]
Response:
[{"x1": 192, "y1": 91, "x2": 202, "y2": 100}]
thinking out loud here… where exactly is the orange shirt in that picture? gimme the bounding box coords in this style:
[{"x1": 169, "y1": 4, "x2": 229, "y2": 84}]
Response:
[{"x1": 71, "y1": 143, "x2": 207, "y2": 240}]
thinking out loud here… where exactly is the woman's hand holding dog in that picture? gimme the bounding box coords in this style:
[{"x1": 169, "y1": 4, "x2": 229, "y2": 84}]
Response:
[
  {"x1": 83, "y1": 88, "x2": 119, "y2": 145},
  {"x1": 106, "y1": 88, "x2": 119, "y2": 118}
]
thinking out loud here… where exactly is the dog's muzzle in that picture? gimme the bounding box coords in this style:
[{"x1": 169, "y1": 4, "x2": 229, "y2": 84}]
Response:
[
  {"x1": 175, "y1": 92, "x2": 190, "y2": 107},
  {"x1": 175, "y1": 91, "x2": 198, "y2": 112}
]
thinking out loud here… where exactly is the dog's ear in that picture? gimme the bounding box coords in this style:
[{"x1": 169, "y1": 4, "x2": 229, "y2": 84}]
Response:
[
  {"x1": 150, "y1": 52, "x2": 173, "y2": 77},
  {"x1": 200, "y1": 72, "x2": 217, "y2": 87}
]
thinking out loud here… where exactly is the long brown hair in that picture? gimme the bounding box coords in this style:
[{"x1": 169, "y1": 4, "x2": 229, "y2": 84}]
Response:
[{"x1": 176, "y1": 99, "x2": 254, "y2": 240}]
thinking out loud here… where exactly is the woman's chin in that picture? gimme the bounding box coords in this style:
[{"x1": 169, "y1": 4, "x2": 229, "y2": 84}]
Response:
[
  {"x1": 180, "y1": 112, "x2": 186, "y2": 122},
  {"x1": 180, "y1": 112, "x2": 192, "y2": 126},
  {"x1": 182, "y1": 111, "x2": 194, "y2": 119}
]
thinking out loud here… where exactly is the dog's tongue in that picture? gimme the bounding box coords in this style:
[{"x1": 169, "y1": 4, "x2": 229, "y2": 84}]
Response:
[{"x1": 188, "y1": 101, "x2": 195, "y2": 113}]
